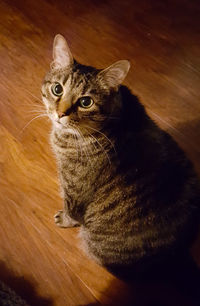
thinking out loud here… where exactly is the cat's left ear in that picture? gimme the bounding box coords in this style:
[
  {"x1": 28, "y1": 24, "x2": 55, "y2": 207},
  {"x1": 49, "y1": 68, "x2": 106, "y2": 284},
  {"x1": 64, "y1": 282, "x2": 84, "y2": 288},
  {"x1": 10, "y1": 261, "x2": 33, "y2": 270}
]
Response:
[
  {"x1": 51, "y1": 34, "x2": 73, "y2": 70},
  {"x1": 98, "y1": 60, "x2": 130, "y2": 89}
]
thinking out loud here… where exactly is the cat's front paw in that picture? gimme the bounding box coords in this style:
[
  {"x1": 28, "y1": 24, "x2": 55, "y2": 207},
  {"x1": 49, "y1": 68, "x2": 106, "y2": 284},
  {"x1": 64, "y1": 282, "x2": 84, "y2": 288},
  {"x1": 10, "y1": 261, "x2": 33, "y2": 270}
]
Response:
[{"x1": 54, "y1": 210, "x2": 79, "y2": 228}]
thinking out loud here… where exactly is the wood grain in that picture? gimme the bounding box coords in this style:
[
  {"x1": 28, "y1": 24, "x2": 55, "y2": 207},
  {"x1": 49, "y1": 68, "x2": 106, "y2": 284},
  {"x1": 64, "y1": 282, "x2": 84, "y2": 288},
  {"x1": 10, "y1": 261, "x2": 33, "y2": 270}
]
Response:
[{"x1": 0, "y1": 0, "x2": 199, "y2": 305}]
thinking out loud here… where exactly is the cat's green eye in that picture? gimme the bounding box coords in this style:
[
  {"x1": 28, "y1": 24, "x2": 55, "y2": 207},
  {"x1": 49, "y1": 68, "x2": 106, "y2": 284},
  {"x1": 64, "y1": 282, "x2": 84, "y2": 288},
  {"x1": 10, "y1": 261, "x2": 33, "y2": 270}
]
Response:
[
  {"x1": 79, "y1": 96, "x2": 94, "y2": 109},
  {"x1": 51, "y1": 83, "x2": 63, "y2": 96}
]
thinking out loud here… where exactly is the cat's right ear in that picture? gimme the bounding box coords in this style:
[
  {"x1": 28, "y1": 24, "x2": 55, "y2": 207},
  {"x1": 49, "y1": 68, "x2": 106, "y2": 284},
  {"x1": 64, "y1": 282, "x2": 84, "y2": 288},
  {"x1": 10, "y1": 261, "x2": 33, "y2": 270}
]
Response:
[{"x1": 51, "y1": 34, "x2": 73, "y2": 70}]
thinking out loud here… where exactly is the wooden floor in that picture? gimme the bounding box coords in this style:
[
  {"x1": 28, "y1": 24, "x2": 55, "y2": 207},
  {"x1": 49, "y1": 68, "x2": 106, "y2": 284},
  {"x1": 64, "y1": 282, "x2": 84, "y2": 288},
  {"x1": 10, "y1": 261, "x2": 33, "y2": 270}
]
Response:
[{"x1": 0, "y1": 0, "x2": 200, "y2": 305}]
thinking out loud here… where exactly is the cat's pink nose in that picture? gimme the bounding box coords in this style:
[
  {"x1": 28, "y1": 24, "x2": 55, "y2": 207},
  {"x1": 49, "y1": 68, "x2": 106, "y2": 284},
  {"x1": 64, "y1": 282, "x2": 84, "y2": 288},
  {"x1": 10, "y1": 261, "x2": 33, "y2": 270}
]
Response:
[{"x1": 58, "y1": 111, "x2": 65, "y2": 118}]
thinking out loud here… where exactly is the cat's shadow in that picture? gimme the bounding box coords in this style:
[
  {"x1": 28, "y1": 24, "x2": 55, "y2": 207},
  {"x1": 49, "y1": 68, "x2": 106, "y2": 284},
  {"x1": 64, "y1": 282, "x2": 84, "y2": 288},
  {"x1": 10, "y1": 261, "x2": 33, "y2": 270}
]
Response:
[
  {"x1": 175, "y1": 117, "x2": 200, "y2": 173},
  {"x1": 83, "y1": 250, "x2": 200, "y2": 306},
  {"x1": 0, "y1": 261, "x2": 53, "y2": 306}
]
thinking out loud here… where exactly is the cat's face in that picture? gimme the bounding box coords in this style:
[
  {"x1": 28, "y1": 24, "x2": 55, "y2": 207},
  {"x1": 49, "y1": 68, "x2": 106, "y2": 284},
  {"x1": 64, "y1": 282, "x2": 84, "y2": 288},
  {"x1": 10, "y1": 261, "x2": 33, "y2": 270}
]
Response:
[{"x1": 41, "y1": 34, "x2": 130, "y2": 135}]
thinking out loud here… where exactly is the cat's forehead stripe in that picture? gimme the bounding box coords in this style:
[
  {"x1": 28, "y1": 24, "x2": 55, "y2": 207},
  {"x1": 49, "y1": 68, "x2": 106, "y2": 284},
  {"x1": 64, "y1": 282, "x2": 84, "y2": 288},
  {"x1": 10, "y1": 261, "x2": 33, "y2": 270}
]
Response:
[
  {"x1": 81, "y1": 83, "x2": 92, "y2": 95},
  {"x1": 70, "y1": 72, "x2": 88, "y2": 95},
  {"x1": 63, "y1": 74, "x2": 69, "y2": 85},
  {"x1": 75, "y1": 79, "x2": 84, "y2": 88}
]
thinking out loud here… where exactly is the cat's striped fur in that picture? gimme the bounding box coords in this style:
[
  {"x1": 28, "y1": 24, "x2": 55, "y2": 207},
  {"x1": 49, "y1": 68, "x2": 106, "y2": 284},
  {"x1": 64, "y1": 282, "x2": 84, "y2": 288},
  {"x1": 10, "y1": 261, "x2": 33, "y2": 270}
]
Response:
[{"x1": 41, "y1": 35, "x2": 200, "y2": 267}]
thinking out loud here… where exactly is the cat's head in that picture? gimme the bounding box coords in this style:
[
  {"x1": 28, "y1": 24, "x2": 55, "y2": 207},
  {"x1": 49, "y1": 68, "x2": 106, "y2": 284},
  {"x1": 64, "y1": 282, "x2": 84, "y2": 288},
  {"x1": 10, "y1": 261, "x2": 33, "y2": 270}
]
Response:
[{"x1": 41, "y1": 34, "x2": 130, "y2": 134}]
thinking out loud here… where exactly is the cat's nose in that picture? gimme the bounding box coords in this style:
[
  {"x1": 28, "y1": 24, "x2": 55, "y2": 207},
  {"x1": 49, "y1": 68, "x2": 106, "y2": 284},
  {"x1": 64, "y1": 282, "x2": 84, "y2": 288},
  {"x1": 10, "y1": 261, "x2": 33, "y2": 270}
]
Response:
[{"x1": 58, "y1": 111, "x2": 65, "y2": 118}]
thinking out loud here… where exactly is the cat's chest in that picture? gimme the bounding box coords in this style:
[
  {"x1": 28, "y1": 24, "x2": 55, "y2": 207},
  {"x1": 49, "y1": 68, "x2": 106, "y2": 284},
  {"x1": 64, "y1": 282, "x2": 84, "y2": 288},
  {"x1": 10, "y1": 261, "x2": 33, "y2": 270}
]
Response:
[
  {"x1": 56, "y1": 141, "x2": 99, "y2": 183},
  {"x1": 51, "y1": 129, "x2": 111, "y2": 187},
  {"x1": 59, "y1": 155, "x2": 93, "y2": 182},
  {"x1": 59, "y1": 152, "x2": 101, "y2": 205}
]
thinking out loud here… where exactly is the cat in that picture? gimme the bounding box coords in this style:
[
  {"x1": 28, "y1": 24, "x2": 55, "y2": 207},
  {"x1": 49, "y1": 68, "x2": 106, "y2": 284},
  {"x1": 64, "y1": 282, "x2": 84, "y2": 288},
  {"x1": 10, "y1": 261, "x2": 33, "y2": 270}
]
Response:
[{"x1": 41, "y1": 34, "x2": 200, "y2": 268}]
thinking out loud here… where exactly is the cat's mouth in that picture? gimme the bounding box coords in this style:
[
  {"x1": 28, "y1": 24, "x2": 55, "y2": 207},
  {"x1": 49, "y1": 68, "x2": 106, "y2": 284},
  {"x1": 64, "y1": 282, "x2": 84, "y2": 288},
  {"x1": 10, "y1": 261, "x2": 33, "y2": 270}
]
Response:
[
  {"x1": 51, "y1": 113, "x2": 69, "y2": 128},
  {"x1": 54, "y1": 119, "x2": 71, "y2": 130},
  {"x1": 54, "y1": 120, "x2": 65, "y2": 128},
  {"x1": 52, "y1": 115, "x2": 79, "y2": 134}
]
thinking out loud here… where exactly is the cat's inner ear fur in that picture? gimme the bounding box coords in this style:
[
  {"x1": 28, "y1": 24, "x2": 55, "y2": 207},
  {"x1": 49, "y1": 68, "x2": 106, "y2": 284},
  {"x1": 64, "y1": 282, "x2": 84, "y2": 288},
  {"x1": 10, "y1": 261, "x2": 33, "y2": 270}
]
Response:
[
  {"x1": 98, "y1": 60, "x2": 130, "y2": 89},
  {"x1": 51, "y1": 34, "x2": 73, "y2": 70}
]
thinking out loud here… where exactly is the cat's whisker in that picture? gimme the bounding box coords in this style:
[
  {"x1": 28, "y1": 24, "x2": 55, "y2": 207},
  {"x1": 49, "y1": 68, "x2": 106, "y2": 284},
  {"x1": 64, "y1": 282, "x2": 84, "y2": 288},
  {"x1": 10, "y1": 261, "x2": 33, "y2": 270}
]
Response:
[
  {"x1": 85, "y1": 131, "x2": 99, "y2": 154},
  {"x1": 87, "y1": 131, "x2": 111, "y2": 165},
  {"x1": 25, "y1": 108, "x2": 45, "y2": 113},
  {"x1": 23, "y1": 88, "x2": 43, "y2": 104},
  {"x1": 76, "y1": 128, "x2": 91, "y2": 164},
  {"x1": 27, "y1": 103, "x2": 45, "y2": 108},
  {"x1": 79, "y1": 129, "x2": 96, "y2": 158},
  {"x1": 19, "y1": 114, "x2": 48, "y2": 136},
  {"x1": 73, "y1": 133, "x2": 80, "y2": 168},
  {"x1": 22, "y1": 98, "x2": 46, "y2": 118},
  {"x1": 22, "y1": 102, "x2": 45, "y2": 114},
  {"x1": 24, "y1": 109, "x2": 46, "y2": 116},
  {"x1": 75, "y1": 128, "x2": 86, "y2": 168},
  {"x1": 76, "y1": 126, "x2": 93, "y2": 168},
  {"x1": 23, "y1": 109, "x2": 47, "y2": 120},
  {"x1": 28, "y1": 107, "x2": 45, "y2": 113},
  {"x1": 84, "y1": 125, "x2": 116, "y2": 154},
  {"x1": 23, "y1": 113, "x2": 45, "y2": 120},
  {"x1": 20, "y1": 103, "x2": 45, "y2": 111},
  {"x1": 70, "y1": 125, "x2": 84, "y2": 167},
  {"x1": 70, "y1": 127, "x2": 81, "y2": 168},
  {"x1": 80, "y1": 126, "x2": 109, "y2": 162}
]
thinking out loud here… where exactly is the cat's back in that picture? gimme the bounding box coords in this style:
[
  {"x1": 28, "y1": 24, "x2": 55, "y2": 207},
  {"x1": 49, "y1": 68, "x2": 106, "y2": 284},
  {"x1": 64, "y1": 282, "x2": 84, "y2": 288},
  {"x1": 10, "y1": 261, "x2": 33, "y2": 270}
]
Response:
[{"x1": 82, "y1": 88, "x2": 200, "y2": 266}]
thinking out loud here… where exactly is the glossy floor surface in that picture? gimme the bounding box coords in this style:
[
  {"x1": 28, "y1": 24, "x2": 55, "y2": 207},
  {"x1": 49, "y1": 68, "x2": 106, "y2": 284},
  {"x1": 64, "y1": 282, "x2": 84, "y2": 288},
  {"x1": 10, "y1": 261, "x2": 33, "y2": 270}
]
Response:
[{"x1": 0, "y1": 0, "x2": 199, "y2": 305}]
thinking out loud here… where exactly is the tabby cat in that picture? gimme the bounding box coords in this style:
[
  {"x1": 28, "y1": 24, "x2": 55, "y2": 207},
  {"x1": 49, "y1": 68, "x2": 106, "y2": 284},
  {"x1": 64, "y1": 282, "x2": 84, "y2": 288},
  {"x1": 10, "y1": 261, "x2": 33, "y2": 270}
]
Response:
[{"x1": 41, "y1": 34, "x2": 200, "y2": 268}]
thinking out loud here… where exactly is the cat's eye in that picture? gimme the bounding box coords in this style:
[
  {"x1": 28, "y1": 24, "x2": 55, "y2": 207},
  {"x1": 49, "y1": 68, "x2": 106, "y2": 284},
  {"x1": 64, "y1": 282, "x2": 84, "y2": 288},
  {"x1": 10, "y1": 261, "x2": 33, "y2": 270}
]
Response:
[
  {"x1": 78, "y1": 96, "x2": 94, "y2": 109},
  {"x1": 51, "y1": 83, "x2": 63, "y2": 96}
]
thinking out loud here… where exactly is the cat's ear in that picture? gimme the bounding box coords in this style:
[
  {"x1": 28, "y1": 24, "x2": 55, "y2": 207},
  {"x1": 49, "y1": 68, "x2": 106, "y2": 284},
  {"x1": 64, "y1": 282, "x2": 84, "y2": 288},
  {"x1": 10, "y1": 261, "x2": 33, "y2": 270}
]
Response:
[
  {"x1": 51, "y1": 34, "x2": 73, "y2": 70},
  {"x1": 98, "y1": 60, "x2": 130, "y2": 89}
]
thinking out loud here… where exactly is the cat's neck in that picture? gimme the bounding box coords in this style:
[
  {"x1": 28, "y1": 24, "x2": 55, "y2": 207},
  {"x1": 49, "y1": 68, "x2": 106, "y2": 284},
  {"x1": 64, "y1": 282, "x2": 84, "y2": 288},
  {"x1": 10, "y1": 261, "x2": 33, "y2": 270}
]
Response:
[{"x1": 51, "y1": 126, "x2": 115, "y2": 158}]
